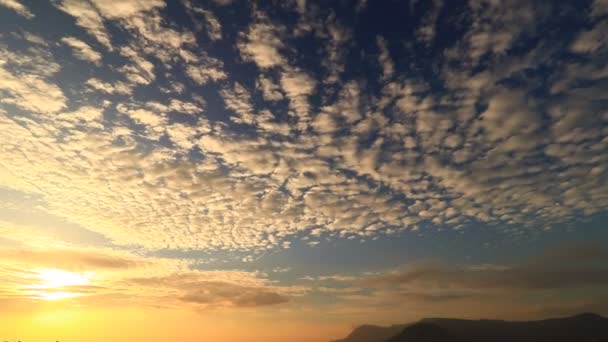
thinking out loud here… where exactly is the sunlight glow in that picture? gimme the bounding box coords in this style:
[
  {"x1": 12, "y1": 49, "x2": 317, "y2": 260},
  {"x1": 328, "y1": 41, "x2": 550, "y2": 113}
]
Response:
[
  {"x1": 26, "y1": 269, "x2": 92, "y2": 301},
  {"x1": 37, "y1": 269, "x2": 90, "y2": 288},
  {"x1": 38, "y1": 291, "x2": 83, "y2": 301}
]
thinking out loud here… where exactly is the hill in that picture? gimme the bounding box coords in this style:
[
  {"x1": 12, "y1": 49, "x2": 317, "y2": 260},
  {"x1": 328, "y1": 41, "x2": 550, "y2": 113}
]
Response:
[
  {"x1": 332, "y1": 324, "x2": 409, "y2": 342},
  {"x1": 334, "y1": 313, "x2": 608, "y2": 342}
]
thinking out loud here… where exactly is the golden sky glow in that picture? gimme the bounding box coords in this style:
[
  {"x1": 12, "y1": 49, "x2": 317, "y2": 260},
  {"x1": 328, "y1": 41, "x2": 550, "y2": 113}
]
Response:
[{"x1": 26, "y1": 269, "x2": 92, "y2": 301}]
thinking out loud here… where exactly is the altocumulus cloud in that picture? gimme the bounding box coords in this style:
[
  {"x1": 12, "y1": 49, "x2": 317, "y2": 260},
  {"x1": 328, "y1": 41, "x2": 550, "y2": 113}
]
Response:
[{"x1": 0, "y1": 0, "x2": 606, "y2": 255}]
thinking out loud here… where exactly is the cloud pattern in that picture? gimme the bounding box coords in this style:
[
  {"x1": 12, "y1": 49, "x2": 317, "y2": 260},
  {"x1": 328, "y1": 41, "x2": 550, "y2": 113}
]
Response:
[{"x1": 0, "y1": 0, "x2": 606, "y2": 257}]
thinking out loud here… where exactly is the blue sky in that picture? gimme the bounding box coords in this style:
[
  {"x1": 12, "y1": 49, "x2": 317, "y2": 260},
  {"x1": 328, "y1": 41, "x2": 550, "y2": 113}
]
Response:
[{"x1": 0, "y1": 0, "x2": 607, "y2": 334}]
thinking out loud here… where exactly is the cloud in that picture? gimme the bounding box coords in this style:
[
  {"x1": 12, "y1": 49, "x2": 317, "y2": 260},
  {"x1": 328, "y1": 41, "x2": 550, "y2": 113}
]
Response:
[
  {"x1": 592, "y1": 0, "x2": 608, "y2": 18},
  {"x1": 116, "y1": 104, "x2": 167, "y2": 139},
  {"x1": 280, "y1": 68, "x2": 317, "y2": 127},
  {"x1": 54, "y1": 0, "x2": 112, "y2": 49},
  {"x1": 356, "y1": 242, "x2": 608, "y2": 294},
  {"x1": 199, "y1": 134, "x2": 278, "y2": 175},
  {"x1": 313, "y1": 81, "x2": 362, "y2": 134},
  {"x1": 415, "y1": 0, "x2": 443, "y2": 44},
  {"x1": 0, "y1": 246, "x2": 152, "y2": 304},
  {"x1": 166, "y1": 123, "x2": 199, "y2": 150},
  {"x1": 257, "y1": 74, "x2": 284, "y2": 101},
  {"x1": 221, "y1": 82, "x2": 256, "y2": 124},
  {"x1": 570, "y1": 22, "x2": 608, "y2": 53},
  {"x1": 91, "y1": 0, "x2": 165, "y2": 19},
  {"x1": 180, "y1": 283, "x2": 289, "y2": 307},
  {"x1": 301, "y1": 243, "x2": 608, "y2": 320},
  {"x1": 126, "y1": 271, "x2": 298, "y2": 308},
  {"x1": 376, "y1": 37, "x2": 394, "y2": 80},
  {"x1": 294, "y1": 11, "x2": 352, "y2": 83},
  {"x1": 20, "y1": 32, "x2": 48, "y2": 46},
  {"x1": 361, "y1": 261, "x2": 608, "y2": 291},
  {"x1": 201, "y1": 11, "x2": 223, "y2": 41},
  {"x1": 0, "y1": 0, "x2": 33, "y2": 18},
  {"x1": 0, "y1": 248, "x2": 139, "y2": 270},
  {"x1": 0, "y1": 64, "x2": 66, "y2": 113},
  {"x1": 118, "y1": 46, "x2": 156, "y2": 84},
  {"x1": 61, "y1": 36, "x2": 103, "y2": 64},
  {"x1": 0, "y1": 244, "x2": 301, "y2": 309},
  {"x1": 462, "y1": 0, "x2": 538, "y2": 62},
  {"x1": 184, "y1": 54, "x2": 227, "y2": 85},
  {"x1": 480, "y1": 88, "x2": 540, "y2": 142},
  {"x1": 211, "y1": 0, "x2": 235, "y2": 5},
  {"x1": 56, "y1": 106, "x2": 105, "y2": 129},
  {"x1": 322, "y1": 19, "x2": 352, "y2": 83},
  {"x1": 0, "y1": 43, "x2": 58, "y2": 77},
  {"x1": 0, "y1": 0, "x2": 606, "y2": 257},
  {"x1": 540, "y1": 241, "x2": 608, "y2": 262},
  {"x1": 238, "y1": 21, "x2": 286, "y2": 69},
  {"x1": 86, "y1": 78, "x2": 133, "y2": 95},
  {"x1": 56, "y1": 0, "x2": 195, "y2": 65},
  {"x1": 183, "y1": 0, "x2": 223, "y2": 41}
]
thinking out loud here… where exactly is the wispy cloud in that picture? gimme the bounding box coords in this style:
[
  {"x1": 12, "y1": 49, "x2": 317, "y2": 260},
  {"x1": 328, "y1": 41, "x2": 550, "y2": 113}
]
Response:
[
  {"x1": 61, "y1": 36, "x2": 103, "y2": 64},
  {"x1": 0, "y1": 0, "x2": 33, "y2": 18},
  {"x1": 302, "y1": 242, "x2": 608, "y2": 320}
]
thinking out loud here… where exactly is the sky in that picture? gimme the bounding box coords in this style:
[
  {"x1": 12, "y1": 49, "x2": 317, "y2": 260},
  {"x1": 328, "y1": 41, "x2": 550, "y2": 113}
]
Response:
[{"x1": 0, "y1": 0, "x2": 607, "y2": 341}]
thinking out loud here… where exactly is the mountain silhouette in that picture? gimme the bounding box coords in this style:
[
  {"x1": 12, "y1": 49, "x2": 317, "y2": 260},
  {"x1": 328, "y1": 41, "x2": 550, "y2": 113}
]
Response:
[
  {"x1": 334, "y1": 313, "x2": 608, "y2": 342},
  {"x1": 333, "y1": 324, "x2": 410, "y2": 342},
  {"x1": 385, "y1": 323, "x2": 448, "y2": 342}
]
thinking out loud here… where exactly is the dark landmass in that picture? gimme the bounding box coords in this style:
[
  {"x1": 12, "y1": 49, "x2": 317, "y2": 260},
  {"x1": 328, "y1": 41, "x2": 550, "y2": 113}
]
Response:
[
  {"x1": 334, "y1": 324, "x2": 411, "y2": 342},
  {"x1": 334, "y1": 313, "x2": 608, "y2": 342}
]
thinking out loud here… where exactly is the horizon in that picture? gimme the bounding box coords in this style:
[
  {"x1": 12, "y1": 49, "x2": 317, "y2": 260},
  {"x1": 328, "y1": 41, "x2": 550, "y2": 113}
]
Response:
[{"x1": 0, "y1": 0, "x2": 607, "y2": 341}]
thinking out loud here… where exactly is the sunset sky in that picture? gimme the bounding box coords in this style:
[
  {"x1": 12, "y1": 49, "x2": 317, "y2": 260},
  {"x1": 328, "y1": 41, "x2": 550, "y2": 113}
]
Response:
[{"x1": 0, "y1": 0, "x2": 607, "y2": 341}]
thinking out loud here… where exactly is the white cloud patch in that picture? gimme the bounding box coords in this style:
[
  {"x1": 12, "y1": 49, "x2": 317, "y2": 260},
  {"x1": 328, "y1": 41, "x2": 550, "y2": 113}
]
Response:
[
  {"x1": 0, "y1": 0, "x2": 34, "y2": 18},
  {"x1": 184, "y1": 0, "x2": 223, "y2": 41},
  {"x1": 86, "y1": 78, "x2": 133, "y2": 95},
  {"x1": 91, "y1": 0, "x2": 165, "y2": 19},
  {"x1": 116, "y1": 104, "x2": 167, "y2": 139},
  {"x1": 0, "y1": 65, "x2": 66, "y2": 113},
  {"x1": 238, "y1": 21, "x2": 286, "y2": 69},
  {"x1": 22, "y1": 32, "x2": 48, "y2": 46},
  {"x1": 61, "y1": 36, "x2": 103, "y2": 64},
  {"x1": 280, "y1": 68, "x2": 317, "y2": 128},
  {"x1": 257, "y1": 74, "x2": 284, "y2": 101},
  {"x1": 221, "y1": 82, "x2": 256, "y2": 125},
  {"x1": 55, "y1": 0, "x2": 112, "y2": 49},
  {"x1": 185, "y1": 62, "x2": 226, "y2": 85},
  {"x1": 118, "y1": 46, "x2": 156, "y2": 84},
  {"x1": 165, "y1": 123, "x2": 196, "y2": 150}
]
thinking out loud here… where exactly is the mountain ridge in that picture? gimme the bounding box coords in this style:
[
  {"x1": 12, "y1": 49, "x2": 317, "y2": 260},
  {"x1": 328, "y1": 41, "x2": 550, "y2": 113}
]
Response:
[{"x1": 333, "y1": 313, "x2": 608, "y2": 342}]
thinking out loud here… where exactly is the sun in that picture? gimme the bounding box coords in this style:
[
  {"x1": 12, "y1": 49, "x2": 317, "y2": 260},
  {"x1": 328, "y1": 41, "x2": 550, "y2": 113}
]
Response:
[
  {"x1": 27, "y1": 269, "x2": 92, "y2": 301},
  {"x1": 37, "y1": 269, "x2": 90, "y2": 288}
]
